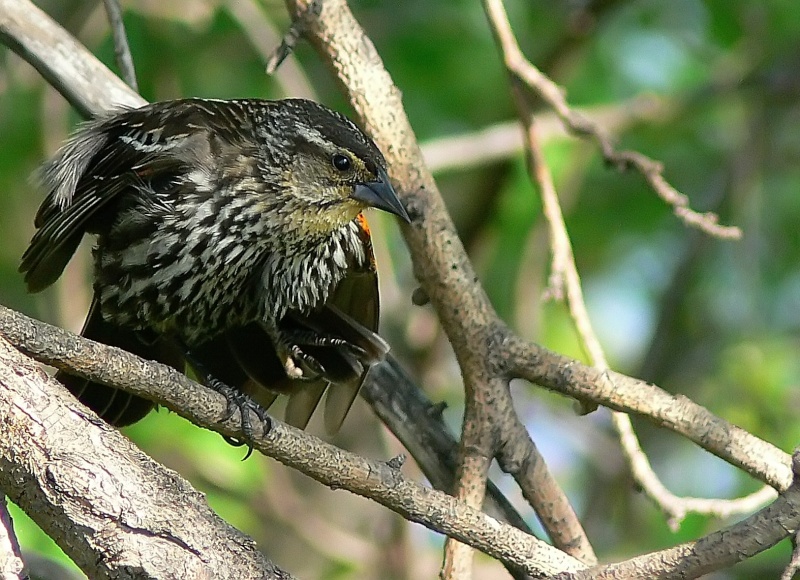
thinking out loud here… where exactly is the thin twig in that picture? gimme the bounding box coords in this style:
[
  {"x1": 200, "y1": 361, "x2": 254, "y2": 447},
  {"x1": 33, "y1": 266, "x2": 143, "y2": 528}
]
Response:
[
  {"x1": 482, "y1": 0, "x2": 740, "y2": 241},
  {"x1": 265, "y1": 0, "x2": 322, "y2": 74},
  {"x1": 613, "y1": 411, "x2": 776, "y2": 528},
  {"x1": 420, "y1": 95, "x2": 669, "y2": 174},
  {"x1": 781, "y1": 530, "x2": 800, "y2": 580},
  {"x1": 102, "y1": 0, "x2": 138, "y2": 91},
  {"x1": 223, "y1": 0, "x2": 316, "y2": 99}
]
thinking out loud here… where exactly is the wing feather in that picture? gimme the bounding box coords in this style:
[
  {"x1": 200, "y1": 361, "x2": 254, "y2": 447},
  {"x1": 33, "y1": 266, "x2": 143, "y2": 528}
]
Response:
[{"x1": 20, "y1": 100, "x2": 233, "y2": 292}]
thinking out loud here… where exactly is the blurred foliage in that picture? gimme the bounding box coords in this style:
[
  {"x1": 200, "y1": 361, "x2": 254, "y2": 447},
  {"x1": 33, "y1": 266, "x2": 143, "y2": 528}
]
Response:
[{"x1": 2, "y1": 0, "x2": 800, "y2": 578}]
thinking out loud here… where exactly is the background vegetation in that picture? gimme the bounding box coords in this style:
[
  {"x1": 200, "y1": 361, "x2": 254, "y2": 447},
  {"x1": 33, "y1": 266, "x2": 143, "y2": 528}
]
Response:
[{"x1": 1, "y1": 0, "x2": 799, "y2": 577}]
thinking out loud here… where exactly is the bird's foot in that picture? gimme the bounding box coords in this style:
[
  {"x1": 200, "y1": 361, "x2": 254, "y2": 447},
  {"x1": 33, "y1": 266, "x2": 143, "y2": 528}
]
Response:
[
  {"x1": 282, "y1": 343, "x2": 326, "y2": 380},
  {"x1": 280, "y1": 329, "x2": 367, "y2": 378},
  {"x1": 206, "y1": 376, "x2": 272, "y2": 460},
  {"x1": 291, "y1": 330, "x2": 368, "y2": 359}
]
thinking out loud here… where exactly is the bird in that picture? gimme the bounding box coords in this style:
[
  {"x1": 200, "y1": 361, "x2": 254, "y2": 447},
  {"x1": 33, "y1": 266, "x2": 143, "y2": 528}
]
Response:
[{"x1": 19, "y1": 97, "x2": 410, "y2": 440}]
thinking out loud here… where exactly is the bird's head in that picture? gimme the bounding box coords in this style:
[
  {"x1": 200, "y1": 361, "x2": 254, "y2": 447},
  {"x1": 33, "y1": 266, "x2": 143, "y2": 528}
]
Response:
[{"x1": 266, "y1": 100, "x2": 410, "y2": 235}]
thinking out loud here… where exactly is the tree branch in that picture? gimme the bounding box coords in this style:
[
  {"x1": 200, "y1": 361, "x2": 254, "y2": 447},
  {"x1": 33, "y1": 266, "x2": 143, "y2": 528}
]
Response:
[
  {"x1": 505, "y1": 334, "x2": 791, "y2": 490},
  {"x1": 554, "y1": 450, "x2": 800, "y2": 579},
  {"x1": 102, "y1": 0, "x2": 138, "y2": 91},
  {"x1": 419, "y1": 94, "x2": 669, "y2": 174},
  {"x1": 0, "y1": 335, "x2": 292, "y2": 579},
  {"x1": 0, "y1": 0, "x2": 143, "y2": 117}
]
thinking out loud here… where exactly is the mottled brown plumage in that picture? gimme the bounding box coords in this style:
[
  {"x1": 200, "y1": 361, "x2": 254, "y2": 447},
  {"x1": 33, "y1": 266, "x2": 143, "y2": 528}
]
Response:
[{"x1": 20, "y1": 98, "x2": 409, "y2": 437}]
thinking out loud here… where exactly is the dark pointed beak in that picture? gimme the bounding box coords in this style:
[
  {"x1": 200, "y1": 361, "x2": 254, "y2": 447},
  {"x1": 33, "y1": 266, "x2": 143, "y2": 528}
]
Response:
[{"x1": 352, "y1": 166, "x2": 411, "y2": 223}]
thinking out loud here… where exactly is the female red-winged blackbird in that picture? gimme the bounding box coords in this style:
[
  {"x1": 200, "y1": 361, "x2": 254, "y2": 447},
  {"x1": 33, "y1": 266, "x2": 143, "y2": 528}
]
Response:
[{"x1": 20, "y1": 98, "x2": 409, "y2": 437}]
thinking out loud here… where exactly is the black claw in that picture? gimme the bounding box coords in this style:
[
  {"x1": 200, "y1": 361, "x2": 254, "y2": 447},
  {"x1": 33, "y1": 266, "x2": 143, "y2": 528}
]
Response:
[
  {"x1": 206, "y1": 376, "x2": 272, "y2": 459},
  {"x1": 341, "y1": 341, "x2": 369, "y2": 359},
  {"x1": 223, "y1": 434, "x2": 246, "y2": 447}
]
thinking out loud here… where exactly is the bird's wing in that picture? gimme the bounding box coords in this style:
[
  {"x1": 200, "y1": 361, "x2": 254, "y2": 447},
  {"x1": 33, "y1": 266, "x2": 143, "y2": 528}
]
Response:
[
  {"x1": 318, "y1": 214, "x2": 387, "y2": 432},
  {"x1": 20, "y1": 101, "x2": 227, "y2": 293},
  {"x1": 21, "y1": 120, "x2": 141, "y2": 292},
  {"x1": 283, "y1": 214, "x2": 388, "y2": 432}
]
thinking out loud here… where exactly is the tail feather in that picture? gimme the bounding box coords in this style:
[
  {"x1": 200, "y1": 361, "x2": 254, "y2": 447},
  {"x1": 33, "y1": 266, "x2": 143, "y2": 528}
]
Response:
[{"x1": 284, "y1": 382, "x2": 326, "y2": 430}]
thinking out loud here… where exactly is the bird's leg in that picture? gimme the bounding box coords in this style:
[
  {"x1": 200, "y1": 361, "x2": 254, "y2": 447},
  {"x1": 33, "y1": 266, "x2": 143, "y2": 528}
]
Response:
[{"x1": 182, "y1": 348, "x2": 271, "y2": 458}]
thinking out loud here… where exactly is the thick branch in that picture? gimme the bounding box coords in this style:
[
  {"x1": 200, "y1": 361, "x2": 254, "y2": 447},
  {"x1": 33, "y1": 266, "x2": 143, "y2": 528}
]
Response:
[{"x1": 0, "y1": 336, "x2": 290, "y2": 579}]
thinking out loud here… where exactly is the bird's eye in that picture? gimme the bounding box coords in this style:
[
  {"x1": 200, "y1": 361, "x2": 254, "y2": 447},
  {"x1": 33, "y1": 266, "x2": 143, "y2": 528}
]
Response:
[{"x1": 332, "y1": 153, "x2": 352, "y2": 172}]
